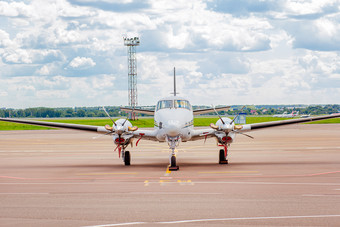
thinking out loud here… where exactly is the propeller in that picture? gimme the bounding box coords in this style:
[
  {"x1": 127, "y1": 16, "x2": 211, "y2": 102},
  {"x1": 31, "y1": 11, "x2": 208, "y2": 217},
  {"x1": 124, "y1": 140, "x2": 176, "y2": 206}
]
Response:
[
  {"x1": 102, "y1": 106, "x2": 138, "y2": 135},
  {"x1": 210, "y1": 105, "x2": 253, "y2": 139}
]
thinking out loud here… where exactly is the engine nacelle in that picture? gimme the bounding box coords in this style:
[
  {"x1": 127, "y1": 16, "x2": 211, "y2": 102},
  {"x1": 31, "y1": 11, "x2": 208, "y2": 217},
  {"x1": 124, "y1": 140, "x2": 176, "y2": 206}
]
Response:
[{"x1": 116, "y1": 118, "x2": 132, "y2": 128}]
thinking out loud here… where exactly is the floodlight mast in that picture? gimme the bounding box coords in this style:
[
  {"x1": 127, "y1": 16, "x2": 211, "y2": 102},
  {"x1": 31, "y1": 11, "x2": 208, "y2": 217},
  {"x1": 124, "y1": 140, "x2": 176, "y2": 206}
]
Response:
[{"x1": 124, "y1": 37, "x2": 140, "y2": 120}]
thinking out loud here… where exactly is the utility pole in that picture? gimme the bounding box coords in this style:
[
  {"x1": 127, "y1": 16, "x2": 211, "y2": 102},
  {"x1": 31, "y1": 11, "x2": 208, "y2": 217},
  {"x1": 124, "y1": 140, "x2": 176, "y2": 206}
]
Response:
[{"x1": 123, "y1": 37, "x2": 140, "y2": 120}]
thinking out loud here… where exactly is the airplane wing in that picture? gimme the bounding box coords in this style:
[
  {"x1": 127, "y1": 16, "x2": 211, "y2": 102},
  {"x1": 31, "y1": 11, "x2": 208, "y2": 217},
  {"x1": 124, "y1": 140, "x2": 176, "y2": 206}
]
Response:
[
  {"x1": 190, "y1": 113, "x2": 340, "y2": 141},
  {"x1": 240, "y1": 113, "x2": 340, "y2": 132},
  {"x1": 120, "y1": 107, "x2": 155, "y2": 116},
  {"x1": 190, "y1": 128, "x2": 216, "y2": 141},
  {"x1": 193, "y1": 106, "x2": 230, "y2": 115},
  {"x1": 0, "y1": 118, "x2": 109, "y2": 134},
  {"x1": 130, "y1": 128, "x2": 159, "y2": 142}
]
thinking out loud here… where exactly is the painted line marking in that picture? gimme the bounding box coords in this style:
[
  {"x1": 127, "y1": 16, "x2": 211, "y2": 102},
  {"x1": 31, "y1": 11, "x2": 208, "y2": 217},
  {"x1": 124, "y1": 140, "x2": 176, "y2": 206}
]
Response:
[
  {"x1": 82, "y1": 214, "x2": 340, "y2": 227},
  {"x1": 1, "y1": 170, "x2": 340, "y2": 181},
  {"x1": 192, "y1": 181, "x2": 340, "y2": 186},
  {"x1": 83, "y1": 222, "x2": 145, "y2": 227},
  {"x1": 164, "y1": 166, "x2": 171, "y2": 176},
  {"x1": 1, "y1": 181, "x2": 340, "y2": 186},
  {"x1": 0, "y1": 193, "x2": 49, "y2": 195},
  {"x1": 76, "y1": 172, "x2": 138, "y2": 176},
  {"x1": 128, "y1": 192, "x2": 221, "y2": 195},
  {"x1": 199, "y1": 171, "x2": 259, "y2": 174},
  {"x1": 302, "y1": 194, "x2": 340, "y2": 197},
  {"x1": 158, "y1": 214, "x2": 340, "y2": 224}
]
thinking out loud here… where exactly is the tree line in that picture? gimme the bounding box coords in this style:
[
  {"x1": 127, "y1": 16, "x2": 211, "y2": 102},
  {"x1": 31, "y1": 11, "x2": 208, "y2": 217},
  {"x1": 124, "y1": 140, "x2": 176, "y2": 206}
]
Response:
[{"x1": 0, "y1": 105, "x2": 339, "y2": 118}]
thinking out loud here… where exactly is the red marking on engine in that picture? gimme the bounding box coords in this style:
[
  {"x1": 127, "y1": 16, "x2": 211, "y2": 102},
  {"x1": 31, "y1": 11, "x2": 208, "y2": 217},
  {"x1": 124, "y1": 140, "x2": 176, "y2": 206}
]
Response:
[
  {"x1": 115, "y1": 138, "x2": 125, "y2": 144},
  {"x1": 136, "y1": 133, "x2": 145, "y2": 147}
]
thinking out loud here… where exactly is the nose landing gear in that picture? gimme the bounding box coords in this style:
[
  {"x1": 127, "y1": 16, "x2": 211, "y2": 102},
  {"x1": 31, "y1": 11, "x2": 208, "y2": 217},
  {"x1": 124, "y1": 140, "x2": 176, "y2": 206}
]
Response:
[
  {"x1": 169, "y1": 154, "x2": 179, "y2": 171},
  {"x1": 167, "y1": 136, "x2": 180, "y2": 171}
]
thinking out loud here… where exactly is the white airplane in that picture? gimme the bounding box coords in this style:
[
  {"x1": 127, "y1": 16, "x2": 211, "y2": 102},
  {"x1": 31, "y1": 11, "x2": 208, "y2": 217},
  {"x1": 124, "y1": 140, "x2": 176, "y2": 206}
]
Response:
[
  {"x1": 273, "y1": 111, "x2": 299, "y2": 118},
  {"x1": 1, "y1": 71, "x2": 340, "y2": 170}
]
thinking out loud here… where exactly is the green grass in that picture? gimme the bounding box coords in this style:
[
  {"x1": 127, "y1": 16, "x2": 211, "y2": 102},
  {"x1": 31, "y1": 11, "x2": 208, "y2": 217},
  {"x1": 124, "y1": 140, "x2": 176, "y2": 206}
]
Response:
[{"x1": 1, "y1": 116, "x2": 339, "y2": 130}]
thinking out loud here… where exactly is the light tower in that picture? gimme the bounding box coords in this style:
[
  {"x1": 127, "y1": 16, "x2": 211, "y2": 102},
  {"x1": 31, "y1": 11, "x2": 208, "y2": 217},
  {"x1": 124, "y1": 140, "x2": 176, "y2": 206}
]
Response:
[{"x1": 124, "y1": 37, "x2": 140, "y2": 120}]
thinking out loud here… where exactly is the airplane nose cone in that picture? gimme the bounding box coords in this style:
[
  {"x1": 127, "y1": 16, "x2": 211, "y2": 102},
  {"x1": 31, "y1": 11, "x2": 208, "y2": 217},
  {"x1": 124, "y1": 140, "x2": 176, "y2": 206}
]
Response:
[{"x1": 166, "y1": 124, "x2": 180, "y2": 137}]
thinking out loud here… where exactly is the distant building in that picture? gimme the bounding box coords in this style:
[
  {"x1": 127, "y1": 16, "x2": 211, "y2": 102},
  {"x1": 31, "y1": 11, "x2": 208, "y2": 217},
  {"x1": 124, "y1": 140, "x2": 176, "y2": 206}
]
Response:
[{"x1": 235, "y1": 113, "x2": 246, "y2": 124}]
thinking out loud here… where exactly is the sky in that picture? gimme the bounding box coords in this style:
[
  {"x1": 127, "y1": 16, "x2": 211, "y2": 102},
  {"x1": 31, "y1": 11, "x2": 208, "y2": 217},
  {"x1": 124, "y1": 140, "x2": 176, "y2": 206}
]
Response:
[{"x1": 1, "y1": 0, "x2": 340, "y2": 108}]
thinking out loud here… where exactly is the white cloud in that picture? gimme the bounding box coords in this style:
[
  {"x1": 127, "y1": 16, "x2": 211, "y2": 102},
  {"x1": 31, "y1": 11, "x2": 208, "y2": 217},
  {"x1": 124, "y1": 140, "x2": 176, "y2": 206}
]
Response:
[
  {"x1": 1, "y1": 0, "x2": 340, "y2": 108},
  {"x1": 69, "y1": 56, "x2": 96, "y2": 69},
  {"x1": 0, "y1": 29, "x2": 14, "y2": 47}
]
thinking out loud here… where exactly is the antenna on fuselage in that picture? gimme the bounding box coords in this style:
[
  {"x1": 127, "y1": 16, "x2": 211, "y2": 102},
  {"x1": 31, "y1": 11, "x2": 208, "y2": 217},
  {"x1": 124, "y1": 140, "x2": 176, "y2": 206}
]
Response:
[{"x1": 173, "y1": 67, "x2": 176, "y2": 96}]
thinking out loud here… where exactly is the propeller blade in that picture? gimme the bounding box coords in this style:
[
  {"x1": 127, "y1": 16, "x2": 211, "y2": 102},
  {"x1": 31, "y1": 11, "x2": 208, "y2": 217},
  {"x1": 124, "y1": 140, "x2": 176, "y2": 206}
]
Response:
[
  {"x1": 128, "y1": 126, "x2": 138, "y2": 131},
  {"x1": 105, "y1": 124, "x2": 114, "y2": 131},
  {"x1": 209, "y1": 123, "x2": 219, "y2": 130},
  {"x1": 211, "y1": 104, "x2": 225, "y2": 124},
  {"x1": 102, "y1": 106, "x2": 117, "y2": 126},
  {"x1": 122, "y1": 106, "x2": 136, "y2": 126},
  {"x1": 92, "y1": 131, "x2": 114, "y2": 139},
  {"x1": 230, "y1": 106, "x2": 245, "y2": 125},
  {"x1": 233, "y1": 130, "x2": 254, "y2": 139}
]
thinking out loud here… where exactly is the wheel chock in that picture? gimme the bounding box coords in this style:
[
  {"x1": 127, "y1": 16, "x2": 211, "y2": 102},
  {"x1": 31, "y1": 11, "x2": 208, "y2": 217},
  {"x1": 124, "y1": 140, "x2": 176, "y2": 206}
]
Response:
[
  {"x1": 219, "y1": 160, "x2": 229, "y2": 164},
  {"x1": 169, "y1": 166, "x2": 179, "y2": 171}
]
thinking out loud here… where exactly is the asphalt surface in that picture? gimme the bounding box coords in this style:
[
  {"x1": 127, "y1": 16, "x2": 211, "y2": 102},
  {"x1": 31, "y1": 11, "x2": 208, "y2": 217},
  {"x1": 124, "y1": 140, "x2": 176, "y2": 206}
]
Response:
[{"x1": 1, "y1": 124, "x2": 340, "y2": 226}]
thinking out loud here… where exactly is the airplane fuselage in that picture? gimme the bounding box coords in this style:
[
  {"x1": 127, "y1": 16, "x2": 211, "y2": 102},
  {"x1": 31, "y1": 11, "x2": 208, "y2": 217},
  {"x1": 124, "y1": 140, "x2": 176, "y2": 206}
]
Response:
[{"x1": 154, "y1": 96, "x2": 194, "y2": 142}]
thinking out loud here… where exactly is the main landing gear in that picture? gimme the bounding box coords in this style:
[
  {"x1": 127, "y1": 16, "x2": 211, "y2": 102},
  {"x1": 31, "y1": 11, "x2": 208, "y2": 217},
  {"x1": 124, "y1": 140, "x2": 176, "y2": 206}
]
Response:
[
  {"x1": 219, "y1": 148, "x2": 228, "y2": 164},
  {"x1": 122, "y1": 150, "x2": 131, "y2": 166}
]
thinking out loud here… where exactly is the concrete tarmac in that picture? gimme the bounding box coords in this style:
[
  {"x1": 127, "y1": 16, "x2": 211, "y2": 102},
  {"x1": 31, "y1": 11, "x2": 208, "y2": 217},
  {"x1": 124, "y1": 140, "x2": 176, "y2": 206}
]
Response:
[{"x1": 1, "y1": 124, "x2": 340, "y2": 226}]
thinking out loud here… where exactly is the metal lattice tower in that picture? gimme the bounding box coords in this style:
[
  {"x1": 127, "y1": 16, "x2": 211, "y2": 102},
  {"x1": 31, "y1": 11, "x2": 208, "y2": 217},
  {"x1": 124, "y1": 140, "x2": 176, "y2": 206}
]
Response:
[{"x1": 124, "y1": 37, "x2": 140, "y2": 120}]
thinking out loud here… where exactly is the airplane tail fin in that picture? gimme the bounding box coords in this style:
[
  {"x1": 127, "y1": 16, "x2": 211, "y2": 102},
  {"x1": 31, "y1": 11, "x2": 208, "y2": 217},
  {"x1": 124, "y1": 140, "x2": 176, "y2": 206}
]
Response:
[
  {"x1": 171, "y1": 67, "x2": 177, "y2": 96},
  {"x1": 173, "y1": 67, "x2": 176, "y2": 96}
]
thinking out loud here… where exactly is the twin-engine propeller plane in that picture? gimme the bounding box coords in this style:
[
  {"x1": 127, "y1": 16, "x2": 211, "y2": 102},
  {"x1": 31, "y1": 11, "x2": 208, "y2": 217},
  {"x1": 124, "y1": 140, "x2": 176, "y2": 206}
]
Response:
[{"x1": 1, "y1": 69, "x2": 340, "y2": 170}]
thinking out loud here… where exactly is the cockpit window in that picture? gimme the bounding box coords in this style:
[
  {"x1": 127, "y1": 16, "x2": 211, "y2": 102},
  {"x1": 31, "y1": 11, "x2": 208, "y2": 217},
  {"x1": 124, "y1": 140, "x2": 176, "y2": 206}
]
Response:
[
  {"x1": 156, "y1": 99, "x2": 192, "y2": 111},
  {"x1": 157, "y1": 100, "x2": 173, "y2": 110},
  {"x1": 175, "y1": 100, "x2": 191, "y2": 110}
]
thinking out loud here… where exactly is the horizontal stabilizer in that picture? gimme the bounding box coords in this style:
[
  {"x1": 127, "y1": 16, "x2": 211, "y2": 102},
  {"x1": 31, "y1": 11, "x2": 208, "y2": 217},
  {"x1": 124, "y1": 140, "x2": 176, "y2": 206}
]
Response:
[
  {"x1": 193, "y1": 106, "x2": 230, "y2": 115},
  {"x1": 120, "y1": 107, "x2": 155, "y2": 116}
]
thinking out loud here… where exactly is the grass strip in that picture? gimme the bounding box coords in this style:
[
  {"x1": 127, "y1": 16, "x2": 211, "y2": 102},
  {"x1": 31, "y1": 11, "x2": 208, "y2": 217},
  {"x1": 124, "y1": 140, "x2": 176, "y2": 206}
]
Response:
[{"x1": 1, "y1": 116, "x2": 339, "y2": 131}]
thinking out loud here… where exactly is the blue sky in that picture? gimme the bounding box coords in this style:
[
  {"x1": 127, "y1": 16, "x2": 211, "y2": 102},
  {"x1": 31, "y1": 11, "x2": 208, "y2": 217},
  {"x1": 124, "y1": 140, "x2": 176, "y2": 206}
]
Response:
[{"x1": 0, "y1": 0, "x2": 340, "y2": 108}]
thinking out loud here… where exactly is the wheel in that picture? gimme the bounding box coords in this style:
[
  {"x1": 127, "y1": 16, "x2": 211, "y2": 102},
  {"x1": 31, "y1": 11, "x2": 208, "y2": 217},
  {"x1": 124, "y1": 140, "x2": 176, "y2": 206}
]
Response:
[
  {"x1": 124, "y1": 151, "x2": 131, "y2": 166},
  {"x1": 170, "y1": 155, "x2": 176, "y2": 167},
  {"x1": 219, "y1": 149, "x2": 225, "y2": 162},
  {"x1": 219, "y1": 149, "x2": 228, "y2": 164}
]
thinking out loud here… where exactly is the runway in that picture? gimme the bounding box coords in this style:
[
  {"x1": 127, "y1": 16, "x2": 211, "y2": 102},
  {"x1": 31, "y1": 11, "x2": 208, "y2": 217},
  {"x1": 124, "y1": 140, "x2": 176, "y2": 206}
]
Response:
[{"x1": 1, "y1": 124, "x2": 340, "y2": 226}]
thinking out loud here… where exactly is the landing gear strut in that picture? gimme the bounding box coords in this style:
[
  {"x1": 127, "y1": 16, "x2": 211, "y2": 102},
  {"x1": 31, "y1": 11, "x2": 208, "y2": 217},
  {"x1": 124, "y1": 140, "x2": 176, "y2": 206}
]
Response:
[
  {"x1": 219, "y1": 148, "x2": 228, "y2": 164},
  {"x1": 167, "y1": 136, "x2": 180, "y2": 171}
]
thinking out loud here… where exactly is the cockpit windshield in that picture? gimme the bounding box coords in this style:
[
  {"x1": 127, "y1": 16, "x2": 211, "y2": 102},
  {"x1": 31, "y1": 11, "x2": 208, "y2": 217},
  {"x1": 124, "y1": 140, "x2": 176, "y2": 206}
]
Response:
[
  {"x1": 174, "y1": 100, "x2": 191, "y2": 110},
  {"x1": 156, "y1": 100, "x2": 192, "y2": 111},
  {"x1": 157, "y1": 100, "x2": 173, "y2": 110}
]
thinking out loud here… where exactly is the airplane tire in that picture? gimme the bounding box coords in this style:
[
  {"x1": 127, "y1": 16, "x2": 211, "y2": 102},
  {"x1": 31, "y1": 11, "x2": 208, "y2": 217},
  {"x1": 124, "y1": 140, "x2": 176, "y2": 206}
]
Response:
[
  {"x1": 171, "y1": 155, "x2": 176, "y2": 167},
  {"x1": 124, "y1": 151, "x2": 131, "y2": 166},
  {"x1": 219, "y1": 149, "x2": 228, "y2": 164}
]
